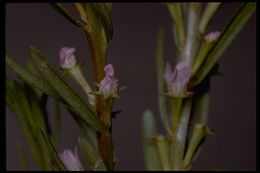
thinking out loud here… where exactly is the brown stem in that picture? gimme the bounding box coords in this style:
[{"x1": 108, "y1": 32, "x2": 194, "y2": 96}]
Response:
[
  {"x1": 74, "y1": 3, "x2": 113, "y2": 170},
  {"x1": 97, "y1": 98, "x2": 114, "y2": 170}
]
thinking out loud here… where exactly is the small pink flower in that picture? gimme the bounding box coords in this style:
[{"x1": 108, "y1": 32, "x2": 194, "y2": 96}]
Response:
[
  {"x1": 59, "y1": 47, "x2": 77, "y2": 69},
  {"x1": 99, "y1": 64, "x2": 119, "y2": 99},
  {"x1": 59, "y1": 146, "x2": 83, "y2": 171},
  {"x1": 164, "y1": 61, "x2": 191, "y2": 96},
  {"x1": 205, "y1": 31, "x2": 221, "y2": 42}
]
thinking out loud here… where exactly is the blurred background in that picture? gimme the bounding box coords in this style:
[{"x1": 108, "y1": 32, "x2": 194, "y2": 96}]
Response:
[{"x1": 6, "y1": 3, "x2": 256, "y2": 171}]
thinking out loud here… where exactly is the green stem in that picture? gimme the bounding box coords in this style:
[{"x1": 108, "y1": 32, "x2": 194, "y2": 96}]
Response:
[
  {"x1": 182, "y1": 3, "x2": 201, "y2": 65},
  {"x1": 155, "y1": 135, "x2": 171, "y2": 171},
  {"x1": 171, "y1": 97, "x2": 192, "y2": 170},
  {"x1": 171, "y1": 97, "x2": 182, "y2": 133}
]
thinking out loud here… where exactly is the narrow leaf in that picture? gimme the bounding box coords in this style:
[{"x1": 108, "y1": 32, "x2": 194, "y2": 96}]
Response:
[
  {"x1": 182, "y1": 3, "x2": 201, "y2": 65},
  {"x1": 50, "y1": 3, "x2": 85, "y2": 28},
  {"x1": 193, "y1": 78, "x2": 210, "y2": 125},
  {"x1": 183, "y1": 124, "x2": 208, "y2": 169},
  {"x1": 142, "y1": 110, "x2": 162, "y2": 170},
  {"x1": 91, "y1": 3, "x2": 113, "y2": 42},
  {"x1": 75, "y1": 3, "x2": 113, "y2": 82},
  {"x1": 6, "y1": 79, "x2": 47, "y2": 170},
  {"x1": 183, "y1": 79, "x2": 210, "y2": 169},
  {"x1": 155, "y1": 135, "x2": 171, "y2": 170},
  {"x1": 199, "y1": 2, "x2": 222, "y2": 34},
  {"x1": 30, "y1": 47, "x2": 108, "y2": 133},
  {"x1": 195, "y1": 3, "x2": 256, "y2": 85},
  {"x1": 66, "y1": 106, "x2": 98, "y2": 149},
  {"x1": 78, "y1": 137, "x2": 107, "y2": 171},
  {"x1": 156, "y1": 27, "x2": 171, "y2": 134},
  {"x1": 6, "y1": 55, "x2": 60, "y2": 99},
  {"x1": 51, "y1": 100, "x2": 61, "y2": 147},
  {"x1": 166, "y1": 3, "x2": 186, "y2": 48},
  {"x1": 40, "y1": 129, "x2": 67, "y2": 171}
]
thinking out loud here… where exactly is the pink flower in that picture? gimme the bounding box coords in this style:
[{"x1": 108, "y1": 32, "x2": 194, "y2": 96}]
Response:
[
  {"x1": 99, "y1": 64, "x2": 119, "y2": 99},
  {"x1": 59, "y1": 146, "x2": 83, "y2": 171},
  {"x1": 164, "y1": 61, "x2": 191, "y2": 96},
  {"x1": 59, "y1": 47, "x2": 77, "y2": 69}
]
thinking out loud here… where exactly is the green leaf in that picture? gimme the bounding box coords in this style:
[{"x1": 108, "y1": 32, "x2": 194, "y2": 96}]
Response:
[
  {"x1": 183, "y1": 124, "x2": 208, "y2": 169},
  {"x1": 183, "y1": 79, "x2": 210, "y2": 169},
  {"x1": 193, "y1": 78, "x2": 210, "y2": 125},
  {"x1": 155, "y1": 27, "x2": 171, "y2": 135},
  {"x1": 40, "y1": 129, "x2": 67, "y2": 171},
  {"x1": 50, "y1": 3, "x2": 85, "y2": 28},
  {"x1": 91, "y1": 3, "x2": 113, "y2": 42},
  {"x1": 78, "y1": 137, "x2": 107, "y2": 171},
  {"x1": 166, "y1": 3, "x2": 185, "y2": 48},
  {"x1": 30, "y1": 47, "x2": 108, "y2": 133},
  {"x1": 142, "y1": 110, "x2": 162, "y2": 171},
  {"x1": 74, "y1": 3, "x2": 113, "y2": 82},
  {"x1": 6, "y1": 55, "x2": 60, "y2": 100},
  {"x1": 23, "y1": 83, "x2": 49, "y2": 134},
  {"x1": 195, "y1": 3, "x2": 256, "y2": 85},
  {"x1": 155, "y1": 135, "x2": 171, "y2": 171},
  {"x1": 51, "y1": 100, "x2": 61, "y2": 147},
  {"x1": 66, "y1": 106, "x2": 98, "y2": 148},
  {"x1": 199, "y1": 2, "x2": 222, "y2": 34},
  {"x1": 6, "y1": 79, "x2": 48, "y2": 170},
  {"x1": 191, "y1": 37, "x2": 218, "y2": 76}
]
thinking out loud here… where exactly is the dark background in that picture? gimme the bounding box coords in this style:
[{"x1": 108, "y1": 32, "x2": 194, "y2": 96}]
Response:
[{"x1": 6, "y1": 3, "x2": 256, "y2": 171}]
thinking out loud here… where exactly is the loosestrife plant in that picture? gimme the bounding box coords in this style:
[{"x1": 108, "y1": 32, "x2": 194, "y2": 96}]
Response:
[
  {"x1": 7, "y1": 3, "x2": 118, "y2": 171},
  {"x1": 6, "y1": 2, "x2": 255, "y2": 171},
  {"x1": 142, "y1": 2, "x2": 255, "y2": 171}
]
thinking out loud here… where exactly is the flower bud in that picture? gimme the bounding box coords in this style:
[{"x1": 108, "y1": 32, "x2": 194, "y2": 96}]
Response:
[
  {"x1": 59, "y1": 146, "x2": 83, "y2": 171},
  {"x1": 99, "y1": 64, "x2": 119, "y2": 99},
  {"x1": 59, "y1": 47, "x2": 77, "y2": 69},
  {"x1": 205, "y1": 31, "x2": 220, "y2": 42},
  {"x1": 164, "y1": 61, "x2": 191, "y2": 97}
]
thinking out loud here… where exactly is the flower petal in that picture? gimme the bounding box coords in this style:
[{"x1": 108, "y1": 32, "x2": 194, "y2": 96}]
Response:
[
  {"x1": 104, "y1": 64, "x2": 115, "y2": 76},
  {"x1": 59, "y1": 47, "x2": 77, "y2": 69},
  {"x1": 164, "y1": 61, "x2": 173, "y2": 87}
]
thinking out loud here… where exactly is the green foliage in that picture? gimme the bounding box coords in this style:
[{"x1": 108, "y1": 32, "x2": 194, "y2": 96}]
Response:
[
  {"x1": 78, "y1": 137, "x2": 107, "y2": 171},
  {"x1": 142, "y1": 110, "x2": 162, "y2": 170},
  {"x1": 195, "y1": 3, "x2": 256, "y2": 85},
  {"x1": 30, "y1": 47, "x2": 108, "y2": 133},
  {"x1": 6, "y1": 78, "x2": 48, "y2": 170},
  {"x1": 50, "y1": 3, "x2": 85, "y2": 28},
  {"x1": 40, "y1": 129, "x2": 67, "y2": 171}
]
